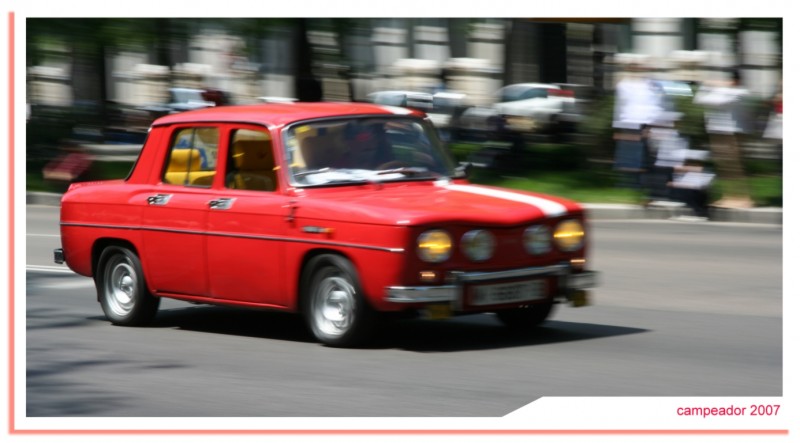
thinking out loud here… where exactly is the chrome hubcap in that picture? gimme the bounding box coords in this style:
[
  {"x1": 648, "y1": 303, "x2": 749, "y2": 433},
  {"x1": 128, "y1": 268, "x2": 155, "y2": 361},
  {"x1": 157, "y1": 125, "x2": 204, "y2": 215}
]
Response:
[
  {"x1": 105, "y1": 257, "x2": 137, "y2": 317},
  {"x1": 313, "y1": 275, "x2": 355, "y2": 338}
]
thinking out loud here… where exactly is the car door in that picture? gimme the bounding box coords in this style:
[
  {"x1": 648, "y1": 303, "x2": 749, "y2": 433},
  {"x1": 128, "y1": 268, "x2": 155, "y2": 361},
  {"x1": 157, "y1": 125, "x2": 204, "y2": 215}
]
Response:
[
  {"x1": 141, "y1": 125, "x2": 221, "y2": 296},
  {"x1": 205, "y1": 126, "x2": 290, "y2": 307}
]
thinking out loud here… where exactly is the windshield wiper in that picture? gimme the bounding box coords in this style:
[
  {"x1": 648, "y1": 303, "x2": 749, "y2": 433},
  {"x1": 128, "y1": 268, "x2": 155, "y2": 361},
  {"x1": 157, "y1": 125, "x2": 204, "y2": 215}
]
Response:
[
  {"x1": 294, "y1": 168, "x2": 375, "y2": 187},
  {"x1": 294, "y1": 167, "x2": 332, "y2": 178},
  {"x1": 453, "y1": 162, "x2": 472, "y2": 179},
  {"x1": 375, "y1": 167, "x2": 440, "y2": 178}
]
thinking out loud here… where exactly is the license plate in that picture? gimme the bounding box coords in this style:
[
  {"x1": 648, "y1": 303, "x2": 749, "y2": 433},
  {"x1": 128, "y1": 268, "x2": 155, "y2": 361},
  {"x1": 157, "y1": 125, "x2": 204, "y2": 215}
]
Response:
[{"x1": 470, "y1": 280, "x2": 546, "y2": 306}]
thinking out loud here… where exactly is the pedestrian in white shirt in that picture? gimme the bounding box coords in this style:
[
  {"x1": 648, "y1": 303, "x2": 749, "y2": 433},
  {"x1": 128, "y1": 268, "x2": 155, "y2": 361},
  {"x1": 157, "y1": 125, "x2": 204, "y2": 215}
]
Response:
[{"x1": 612, "y1": 56, "x2": 663, "y2": 187}]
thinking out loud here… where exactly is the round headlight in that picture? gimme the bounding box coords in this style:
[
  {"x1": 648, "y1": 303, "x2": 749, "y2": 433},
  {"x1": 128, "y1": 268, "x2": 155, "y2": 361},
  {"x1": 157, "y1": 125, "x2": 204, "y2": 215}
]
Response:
[
  {"x1": 417, "y1": 230, "x2": 452, "y2": 263},
  {"x1": 461, "y1": 230, "x2": 495, "y2": 262},
  {"x1": 524, "y1": 225, "x2": 551, "y2": 255},
  {"x1": 553, "y1": 219, "x2": 585, "y2": 252}
]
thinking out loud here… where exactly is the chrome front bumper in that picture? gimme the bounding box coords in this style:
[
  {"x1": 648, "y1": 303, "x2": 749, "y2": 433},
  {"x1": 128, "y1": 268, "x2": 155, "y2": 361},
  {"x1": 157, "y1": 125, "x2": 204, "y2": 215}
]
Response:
[{"x1": 385, "y1": 264, "x2": 598, "y2": 305}]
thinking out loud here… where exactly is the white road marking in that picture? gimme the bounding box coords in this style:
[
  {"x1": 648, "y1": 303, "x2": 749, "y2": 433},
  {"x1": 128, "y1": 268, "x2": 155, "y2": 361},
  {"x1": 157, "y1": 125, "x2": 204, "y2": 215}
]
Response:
[
  {"x1": 37, "y1": 279, "x2": 95, "y2": 289},
  {"x1": 26, "y1": 265, "x2": 76, "y2": 274}
]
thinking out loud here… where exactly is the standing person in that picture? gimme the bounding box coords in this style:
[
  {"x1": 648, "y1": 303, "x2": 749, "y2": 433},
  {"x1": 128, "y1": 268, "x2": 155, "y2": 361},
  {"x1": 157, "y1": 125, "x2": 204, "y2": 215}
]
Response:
[
  {"x1": 764, "y1": 80, "x2": 782, "y2": 140},
  {"x1": 612, "y1": 55, "x2": 664, "y2": 187},
  {"x1": 693, "y1": 72, "x2": 754, "y2": 209},
  {"x1": 649, "y1": 111, "x2": 715, "y2": 218}
]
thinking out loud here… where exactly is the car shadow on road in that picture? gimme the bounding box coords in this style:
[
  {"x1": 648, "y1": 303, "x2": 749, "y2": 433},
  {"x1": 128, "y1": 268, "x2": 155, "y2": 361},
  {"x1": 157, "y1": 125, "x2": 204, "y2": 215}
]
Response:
[
  {"x1": 148, "y1": 305, "x2": 317, "y2": 344},
  {"x1": 144, "y1": 305, "x2": 648, "y2": 352},
  {"x1": 372, "y1": 314, "x2": 649, "y2": 352}
]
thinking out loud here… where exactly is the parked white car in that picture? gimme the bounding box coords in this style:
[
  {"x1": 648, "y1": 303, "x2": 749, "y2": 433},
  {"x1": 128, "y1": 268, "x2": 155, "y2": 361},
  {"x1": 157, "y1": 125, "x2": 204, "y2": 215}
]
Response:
[
  {"x1": 140, "y1": 88, "x2": 218, "y2": 118},
  {"x1": 453, "y1": 83, "x2": 579, "y2": 139},
  {"x1": 492, "y1": 83, "x2": 576, "y2": 133}
]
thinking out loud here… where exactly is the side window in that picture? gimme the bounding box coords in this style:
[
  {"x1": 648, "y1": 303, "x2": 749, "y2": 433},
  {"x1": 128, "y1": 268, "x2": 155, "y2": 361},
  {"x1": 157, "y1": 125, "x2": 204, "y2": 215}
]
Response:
[
  {"x1": 163, "y1": 127, "x2": 219, "y2": 187},
  {"x1": 225, "y1": 129, "x2": 276, "y2": 191}
]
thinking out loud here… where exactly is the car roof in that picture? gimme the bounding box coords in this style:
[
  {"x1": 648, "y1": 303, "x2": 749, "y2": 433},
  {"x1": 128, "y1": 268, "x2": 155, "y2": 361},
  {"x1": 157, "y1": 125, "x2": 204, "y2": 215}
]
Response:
[
  {"x1": 170, "y1": 87, "x2": 205, "y2": 93},
  {"x1": 500, "y1": 83, "x2": 561, "y2": 90},
  {"x1": 368, "y1": 90, "x2": 430, "y2": 96},
  {"x1": 152, "y1": 102, "x2": 421, "y2": 128}
]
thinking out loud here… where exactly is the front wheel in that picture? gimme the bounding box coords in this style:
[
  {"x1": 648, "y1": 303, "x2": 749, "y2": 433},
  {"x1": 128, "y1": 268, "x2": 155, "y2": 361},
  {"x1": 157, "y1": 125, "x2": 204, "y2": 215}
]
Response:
[
  {"x1": 302, "y1": 254, "x2": 375, "y2": 347},
  {"x1": 496, "y1": 301, "x2": 555, "y2": 331},
  {"x1": 96, "y1": 246, "x2": 160, "y2": 326}
]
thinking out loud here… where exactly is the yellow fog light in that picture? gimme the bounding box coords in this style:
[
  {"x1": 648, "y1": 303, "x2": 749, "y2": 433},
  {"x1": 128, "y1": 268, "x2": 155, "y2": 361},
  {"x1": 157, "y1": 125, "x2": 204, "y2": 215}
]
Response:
[
  {"x1": 417, "y1": 230, "x2": 452, "y2": 263},
  {"x1": 553, "y1": 219, "x2": 585, "y2": 252}
]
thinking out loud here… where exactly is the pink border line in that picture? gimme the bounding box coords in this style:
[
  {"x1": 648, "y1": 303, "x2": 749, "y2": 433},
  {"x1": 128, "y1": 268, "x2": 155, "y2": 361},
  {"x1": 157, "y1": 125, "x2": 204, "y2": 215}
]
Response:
[
  {"x1": 8, "y1": 10, "x2": 16, "y2": 436},
  {"x1": 6, "y1": 12, "x2": 789, "y2": 437},
  {"x1": 6, "y1": 430, "x2": 794, "y2": 436}
]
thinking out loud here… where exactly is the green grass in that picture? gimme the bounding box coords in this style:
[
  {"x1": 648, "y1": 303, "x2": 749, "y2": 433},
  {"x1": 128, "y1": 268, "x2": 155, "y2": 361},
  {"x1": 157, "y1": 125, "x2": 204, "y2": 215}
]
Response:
[
  {"x1": 711, "y1": 176, "x2": 783, "y2": 207},
  {"x1": 471, "y1": 170, "x2": 782, "y2": 206},
  {"x1": 470, "y1": 170, "x2": 644, "y2": 204}
]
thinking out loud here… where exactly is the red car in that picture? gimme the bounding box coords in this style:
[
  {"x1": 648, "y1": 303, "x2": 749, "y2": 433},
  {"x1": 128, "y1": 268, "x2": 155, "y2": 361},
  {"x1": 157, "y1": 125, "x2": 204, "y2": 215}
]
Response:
[{"x1": 54, "y1": 102, "x2": 598, "y2": 347}]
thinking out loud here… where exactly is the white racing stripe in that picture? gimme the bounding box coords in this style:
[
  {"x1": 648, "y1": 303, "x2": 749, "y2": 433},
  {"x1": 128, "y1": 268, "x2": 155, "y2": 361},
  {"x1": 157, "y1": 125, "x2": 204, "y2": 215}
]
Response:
[{"x1": 442, "y1": 183, "x2": 568, "y2": 217}]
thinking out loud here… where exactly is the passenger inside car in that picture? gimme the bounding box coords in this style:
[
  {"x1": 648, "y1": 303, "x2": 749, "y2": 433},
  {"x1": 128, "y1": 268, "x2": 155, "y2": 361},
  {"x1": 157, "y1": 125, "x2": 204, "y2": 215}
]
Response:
[
  {"x1": 339, "y1": 122, "x2": 393, "y2": 169},
  {"x1": 226, "y1": 130, "x2": 277, "y2": 191}
]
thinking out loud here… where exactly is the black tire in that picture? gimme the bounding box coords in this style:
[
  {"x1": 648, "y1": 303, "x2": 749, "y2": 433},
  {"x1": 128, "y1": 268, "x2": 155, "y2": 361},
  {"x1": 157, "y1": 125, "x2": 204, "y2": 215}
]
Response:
[
  {"x1": 96, "y1": 246, "x2": 160, "y2": 326},
  {"x1": 496, "y1": 301, "x2": 555, "y2": 331},
  {"x1": 302, "y1": 254, "x2": 375, "y2": 347}
]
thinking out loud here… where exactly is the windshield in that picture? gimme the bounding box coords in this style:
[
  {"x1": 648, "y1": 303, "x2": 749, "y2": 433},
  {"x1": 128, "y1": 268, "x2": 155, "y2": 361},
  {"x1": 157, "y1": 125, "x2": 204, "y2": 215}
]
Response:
[
  {"x1": 499, "y1": 85, "x2": 550, "y2": 102},
  {"x1": 170, "y1": 89, "x2": 205, "y2": 104},
  {"x1": 283, "y1": 117, "x2": 457, "y2": 186}
]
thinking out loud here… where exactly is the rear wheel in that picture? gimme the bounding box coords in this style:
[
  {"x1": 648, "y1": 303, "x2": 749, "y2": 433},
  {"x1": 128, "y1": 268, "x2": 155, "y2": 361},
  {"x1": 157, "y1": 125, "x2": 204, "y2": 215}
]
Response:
[
  {"x1": 96, "y1": 246, "x2": 159, "y2": 326},
  {"x1": 302, "y1": 254, "x2": 375, "y2": 347},
  {"x1": 496, "y1": 301, "x2": 555, "y2": 331}
]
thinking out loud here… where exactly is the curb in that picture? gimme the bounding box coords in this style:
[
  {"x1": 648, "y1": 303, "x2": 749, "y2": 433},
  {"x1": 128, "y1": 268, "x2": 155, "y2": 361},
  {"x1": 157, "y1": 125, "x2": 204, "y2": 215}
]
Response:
[
  {"x1": 582, "y1": 203, "x2": 782, "y2": 225},
  {"x1": 27, "y1": 192, "x2": 63, "y2": 207},
  {"x1": 27, "y1": 192, "x2": 782, "y2": 225}
]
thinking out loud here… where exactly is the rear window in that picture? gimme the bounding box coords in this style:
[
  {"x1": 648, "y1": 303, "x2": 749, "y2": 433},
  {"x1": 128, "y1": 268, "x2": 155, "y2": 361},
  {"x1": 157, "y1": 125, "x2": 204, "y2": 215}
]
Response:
[{"x1": 162, "y1": 127, "x2": 219, "y2": 187}]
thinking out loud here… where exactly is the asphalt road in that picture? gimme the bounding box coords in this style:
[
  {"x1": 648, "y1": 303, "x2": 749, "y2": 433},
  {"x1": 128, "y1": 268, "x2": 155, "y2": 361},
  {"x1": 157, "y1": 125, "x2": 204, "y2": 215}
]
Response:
[{"x1": 23, "y1": 205, "x2": 782, "y2": 417}]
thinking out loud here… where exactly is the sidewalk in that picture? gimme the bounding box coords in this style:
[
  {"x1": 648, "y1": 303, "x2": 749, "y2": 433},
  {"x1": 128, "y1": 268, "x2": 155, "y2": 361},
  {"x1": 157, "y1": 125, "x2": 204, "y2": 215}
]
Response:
[
  {"x1": 26, "y1": 192, "x2": 782, "y2": 225},
  {"x1": 582, "y1": 202, "x2": 782, "y2": 225}
]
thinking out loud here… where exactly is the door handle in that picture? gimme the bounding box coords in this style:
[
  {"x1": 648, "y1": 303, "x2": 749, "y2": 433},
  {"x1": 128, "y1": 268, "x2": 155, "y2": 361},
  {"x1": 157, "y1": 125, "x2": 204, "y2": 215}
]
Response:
[
  {"x1": 284, "y1": 199, "x2": 298, "y2": 222},
  {"x1": 208, "y1": 197, "x2": 235, "y2": 210},
  {"x1": 147, "y1": 194, "x2": 172, "y2": 206}
]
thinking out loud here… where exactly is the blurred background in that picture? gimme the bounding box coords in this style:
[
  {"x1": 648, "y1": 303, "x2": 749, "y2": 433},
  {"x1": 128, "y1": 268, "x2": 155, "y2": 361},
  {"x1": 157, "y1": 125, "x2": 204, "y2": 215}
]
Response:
[{"x1": 25, "y1": 17, "x2": 783, "y2": 209}]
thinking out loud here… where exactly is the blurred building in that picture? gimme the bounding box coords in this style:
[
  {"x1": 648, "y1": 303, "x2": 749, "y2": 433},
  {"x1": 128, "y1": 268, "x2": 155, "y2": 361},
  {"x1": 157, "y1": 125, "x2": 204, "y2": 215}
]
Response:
[{"x1": 26, "y1": 18, "x2": 782, "y2": 117}]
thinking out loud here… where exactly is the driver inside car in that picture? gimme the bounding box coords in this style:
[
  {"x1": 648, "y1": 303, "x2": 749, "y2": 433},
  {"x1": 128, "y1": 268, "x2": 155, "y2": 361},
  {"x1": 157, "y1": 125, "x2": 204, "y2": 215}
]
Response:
[{"x1": 340, "y1": 123, "x2": 394, "y2": 170}]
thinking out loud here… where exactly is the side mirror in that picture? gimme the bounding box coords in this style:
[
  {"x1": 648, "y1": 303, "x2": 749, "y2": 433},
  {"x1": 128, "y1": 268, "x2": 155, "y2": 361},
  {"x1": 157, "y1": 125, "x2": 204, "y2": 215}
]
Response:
[{"x1": 455, "y1": 162, "x2": 473, "y2": 179}]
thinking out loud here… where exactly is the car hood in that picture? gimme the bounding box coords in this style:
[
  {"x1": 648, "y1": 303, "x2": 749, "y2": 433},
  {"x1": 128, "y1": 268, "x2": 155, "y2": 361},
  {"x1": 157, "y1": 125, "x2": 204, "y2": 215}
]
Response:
[{"x1": 296, "y1": 180, "x2": 583, "y2": 226}]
